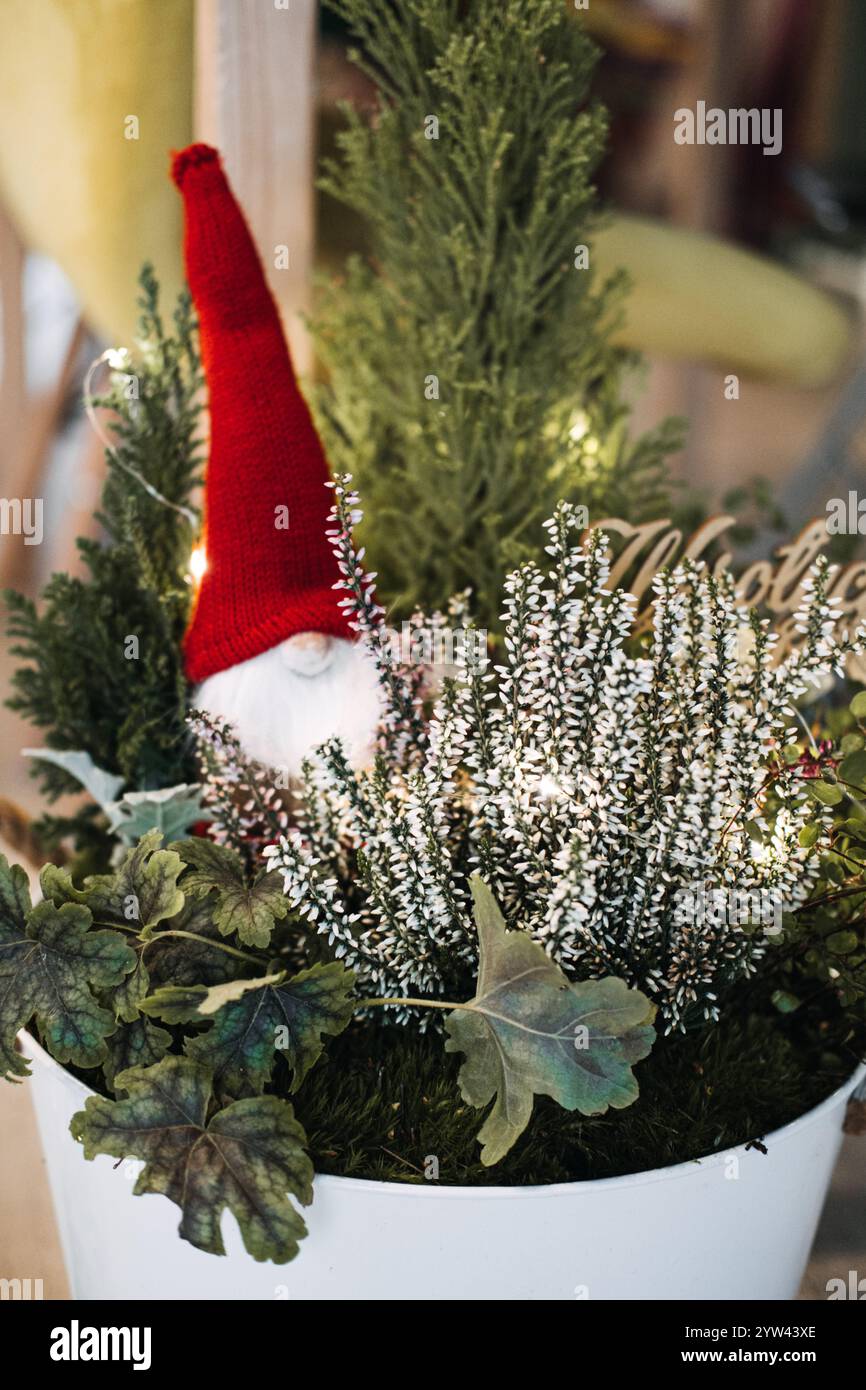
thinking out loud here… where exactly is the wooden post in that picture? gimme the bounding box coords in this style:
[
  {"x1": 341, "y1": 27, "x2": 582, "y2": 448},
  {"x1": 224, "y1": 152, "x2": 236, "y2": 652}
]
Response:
[{"x1": 194, "y1": 0, "x2": 318, "y2": 373}]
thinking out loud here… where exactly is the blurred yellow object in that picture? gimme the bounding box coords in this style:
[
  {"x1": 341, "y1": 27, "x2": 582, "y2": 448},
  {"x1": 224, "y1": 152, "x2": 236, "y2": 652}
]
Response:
[
  {"x1": 581, "y1": 0, "x2": 695, "y2": 64},
  {"x1": 595, "y1": 214, "x2": 854, "y2": 387},
  {"x1": 0, "y1": 1, "x2": 849, "y2": 389},
  {"x1": 0, "y1": 0, "x2": 193, "y2": 346}
]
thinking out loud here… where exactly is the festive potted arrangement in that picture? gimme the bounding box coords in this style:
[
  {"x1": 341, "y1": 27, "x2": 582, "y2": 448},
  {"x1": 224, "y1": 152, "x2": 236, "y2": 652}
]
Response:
[{"x1": 4, "y1": 1, "x2": 866, "y2": 1302}]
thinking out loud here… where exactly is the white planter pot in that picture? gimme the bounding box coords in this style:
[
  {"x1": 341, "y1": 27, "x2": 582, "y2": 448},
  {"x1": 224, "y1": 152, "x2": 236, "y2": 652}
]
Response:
[{"x1": 20, "y1": 1032, "x2": 864, "y2": 1301}]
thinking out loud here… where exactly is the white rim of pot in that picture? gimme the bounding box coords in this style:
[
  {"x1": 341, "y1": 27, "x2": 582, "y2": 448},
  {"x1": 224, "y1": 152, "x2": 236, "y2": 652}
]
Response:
[{"x1": 20, "y1": 1029, "x2": 865, "y2": 1203}]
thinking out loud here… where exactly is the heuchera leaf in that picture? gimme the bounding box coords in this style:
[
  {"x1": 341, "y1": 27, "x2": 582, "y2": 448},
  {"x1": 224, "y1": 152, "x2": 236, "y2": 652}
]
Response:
[
  {"x1": 107, "y1": 959, "x2": 151, "y2": 1024},
  {"x1": 0, "y1": 853, "x2": 34, "y2": 1077},
  {"x1": 171, "y1": 839, "x2": 290, "y2": 948},
  {"x1": 445, "y1": 876, "x2": 656, "y2": 1165},
  {"x1": 145, "y1": 898, "x2": 240, "y2": 989},
  {"x1": 71, "y1": 1055, "x2": 314, "y2": 1262},
  {"x1": 168, "y1": 839, "x2": 242, "y2": 898},
  {"x1": 189, "y1": 963, "x2": 355, "y2": 1096},
  {"x1": 143, "y1": 963, "x2": 356, "y2": 1098},
  {"x1": 0, "y1": 850, "x2": 32, "y2": 935},
  {"x1": 103, "y1": 1016, "x2": 171, "y2": 1091},
  {"x1": 0, "y1": 861, "x2": 135, "y2": 1080},
  {"x1": 194, "y1": 974, "x2": 287, "y2": 1016},
  {"x1": 140, "y1": 983, "x2": 212, "y2": 1024},
  {"x1": 40, "y1": 829, "x2": 185, "y2": 935}
]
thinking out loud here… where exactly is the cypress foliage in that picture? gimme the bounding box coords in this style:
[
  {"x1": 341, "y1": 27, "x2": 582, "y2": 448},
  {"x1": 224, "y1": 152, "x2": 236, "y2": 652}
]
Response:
[
  {"x1": 313, "y1": 0, "x2": 682, "y2": 627},
  {"x1": 4, "y1": 269, "x2": 202, "y2": 851}
]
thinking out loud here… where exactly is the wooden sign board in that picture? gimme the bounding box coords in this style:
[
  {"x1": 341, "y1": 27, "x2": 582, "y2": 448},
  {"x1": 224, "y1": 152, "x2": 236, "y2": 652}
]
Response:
[{"x1": 595, "y1": 514, "x2": 866, "y2": 671}]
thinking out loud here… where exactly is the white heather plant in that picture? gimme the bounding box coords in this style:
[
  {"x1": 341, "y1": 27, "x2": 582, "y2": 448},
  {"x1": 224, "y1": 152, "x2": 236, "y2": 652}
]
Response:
[
  {"x1": 261, "y1": 477, "x2": 863, "y2": 1033},
  {"x1": 6, "y1": 478, "x2": 865, "y2": 1264}
]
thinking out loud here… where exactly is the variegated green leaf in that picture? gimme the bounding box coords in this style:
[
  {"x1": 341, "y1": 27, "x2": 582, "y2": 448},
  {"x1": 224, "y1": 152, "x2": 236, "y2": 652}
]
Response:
[
  {"x1": 40, "y1": 829, "x2": 184, "y2": 935},
  {"x1": 103, "y1": 1016, "x2": 171, "y2": 1091},
  {"x1": 445, "y1": 876, "x2": 656, "y2": 1165},
  {"x1": 140, "y1": 983, "x2": 211, "y2": 1025},
  {"x1": 0, "y1": 889, "x2": 135, "y2": 1080},
  {"x1": 72, "y1": 1056, "x2": 313, "y2": 1262},
  {"x1": 186, "y1": 963, "x2": 355, "y2": 1097},
  {"x1": 170, "y1": 838, "x2": 289, "y2": 948}
]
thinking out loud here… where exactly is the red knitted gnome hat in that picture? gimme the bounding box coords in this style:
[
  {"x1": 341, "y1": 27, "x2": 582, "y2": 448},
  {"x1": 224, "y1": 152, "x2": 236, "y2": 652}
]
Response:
[{"x1": 172, "y1": 143, "x2": 352, "y2": 683}]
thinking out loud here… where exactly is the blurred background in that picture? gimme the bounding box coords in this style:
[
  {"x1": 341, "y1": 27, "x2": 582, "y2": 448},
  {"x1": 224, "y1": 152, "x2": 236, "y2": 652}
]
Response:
[{"x1": 1, "y1": 0, "x2": 865, "y2": 1298}]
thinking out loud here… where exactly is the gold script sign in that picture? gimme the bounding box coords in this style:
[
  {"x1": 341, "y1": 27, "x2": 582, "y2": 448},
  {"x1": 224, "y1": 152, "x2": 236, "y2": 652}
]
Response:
[{"x1": 594, "y1": 515, "x2": 866, "y2": 668}]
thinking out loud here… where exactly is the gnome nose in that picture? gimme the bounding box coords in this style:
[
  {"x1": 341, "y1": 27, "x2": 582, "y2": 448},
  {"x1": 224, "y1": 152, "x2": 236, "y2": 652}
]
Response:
[{"x1": 280, "y1": 632, "x2": 339, "y2": 677}]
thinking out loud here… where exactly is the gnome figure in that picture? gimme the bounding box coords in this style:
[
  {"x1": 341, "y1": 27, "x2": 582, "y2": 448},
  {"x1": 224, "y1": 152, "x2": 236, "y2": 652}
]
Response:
[{"x1": 172, "y1": 143, "x2": 382, "y2": 776}]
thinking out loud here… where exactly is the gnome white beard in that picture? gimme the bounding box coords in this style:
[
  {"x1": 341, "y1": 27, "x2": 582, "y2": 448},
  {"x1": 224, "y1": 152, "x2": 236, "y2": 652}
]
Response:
[{"x1": 196, "y1": 632, "x2": 383, "y2": 778}]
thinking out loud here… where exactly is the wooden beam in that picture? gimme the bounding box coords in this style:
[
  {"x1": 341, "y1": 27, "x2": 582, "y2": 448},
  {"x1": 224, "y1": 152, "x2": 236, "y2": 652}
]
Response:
[
  {"x1": 194, "y1": 0, "x2": 318, "y2": 373},
  {"x1": 0, "y1": 202, "x2": 26, "y2": 471}
]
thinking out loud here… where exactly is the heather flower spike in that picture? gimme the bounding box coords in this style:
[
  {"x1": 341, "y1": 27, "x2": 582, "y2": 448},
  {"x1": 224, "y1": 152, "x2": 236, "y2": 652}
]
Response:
[{"x1": 252, "y1": 480, "x2": 866, "y2": 1032}]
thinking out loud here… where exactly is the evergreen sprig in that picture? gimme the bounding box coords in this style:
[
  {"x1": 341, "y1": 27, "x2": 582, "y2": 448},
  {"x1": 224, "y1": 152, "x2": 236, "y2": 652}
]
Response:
[
  {"x1": 313, "y1": 0, "x2": 681, "y2": 628},
  {"x1": 4, "y1": 269, "x2": 202, "y2": 854}
]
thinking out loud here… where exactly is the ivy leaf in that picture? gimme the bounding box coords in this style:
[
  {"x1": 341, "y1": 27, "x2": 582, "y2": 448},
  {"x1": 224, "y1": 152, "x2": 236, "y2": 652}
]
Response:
[
  {"x1": 186, "y1": 963, "x2": 355, "y2": 1097},
  {"x1": 107, "y1": 784, "x2": 204, "y2": 846},
  {"x1": 21, "y1": 747, "x2": 124, "y2": 808},
  {"x1": 71, "y1": 1056, "x2": 313, "y2": 1262},
  {"x1": 445, "y1": 876, "x2": 656, "y2": 1166},
  {"x1": 103, "y1": 1017, "x2": 171, "y2": 1092},
  {"x1": 171, "y1": 839, "x2": 289, "y2": 948},
  {"x1": 0, "y1": 897, "x2": 135, "y2": 1080}
]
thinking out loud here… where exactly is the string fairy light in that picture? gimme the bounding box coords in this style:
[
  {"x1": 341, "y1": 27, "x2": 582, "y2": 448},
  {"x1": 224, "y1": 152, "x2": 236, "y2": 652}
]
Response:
[
  {"x1": 189, "y1": 545, "x2": 208, "y2": 584},
  {"x1": 83, "y1": 349, "x2": 199, "y2": 531}
]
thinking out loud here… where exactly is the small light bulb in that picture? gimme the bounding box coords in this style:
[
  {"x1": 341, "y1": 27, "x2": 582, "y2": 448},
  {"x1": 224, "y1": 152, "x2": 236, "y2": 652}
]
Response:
[
  {"x1": 568, "y1": 411, "x2": 589, "y2": 443},
  {"x1": 190, "y1": 546, "x2": 207, "y2": 584}
]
